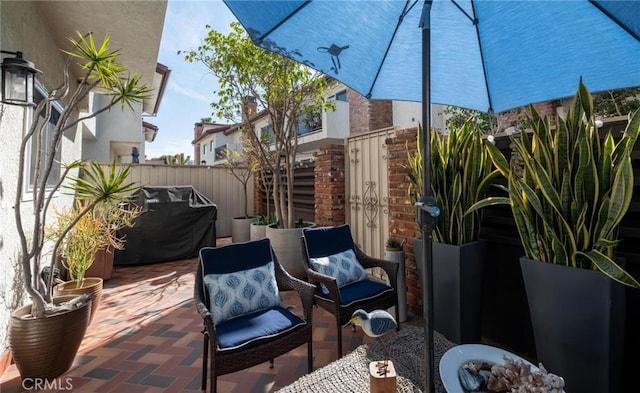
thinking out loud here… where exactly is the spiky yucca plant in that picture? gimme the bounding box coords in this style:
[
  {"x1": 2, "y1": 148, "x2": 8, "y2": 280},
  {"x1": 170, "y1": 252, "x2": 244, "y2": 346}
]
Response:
[
  {"x1": 47, "y1": 162, "x2": 142, "y2": 288},
  {"x1": 404, "y1": 122, "x2": 499, "y2": 245},
  {"x1": 471, "y1": 82, "x2": 640, "y2": 288},
  {"x1": 14, "y1": 32, "x2": 150, "y2": 318}
]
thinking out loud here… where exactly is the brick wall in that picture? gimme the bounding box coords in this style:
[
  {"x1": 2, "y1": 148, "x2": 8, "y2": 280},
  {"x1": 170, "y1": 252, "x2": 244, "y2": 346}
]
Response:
[
  {"x1": 314, "y1": 144, "x2": 346, "y2": 226},
  {"x1": 348, "y1": 89, "x2": 393, "y2": 135},
  {"x1": 386, "y1": 127, "x2": 422, "y2": 315},
  {"x1": 370, "y1": 100, "x2": 393, "y2": 131},
  {"x1": 348, "y1": 90, "x2": 370, "y2": 135},
  {"x1": 496, "y1": 101, "x2": 560, "y2": 130}
]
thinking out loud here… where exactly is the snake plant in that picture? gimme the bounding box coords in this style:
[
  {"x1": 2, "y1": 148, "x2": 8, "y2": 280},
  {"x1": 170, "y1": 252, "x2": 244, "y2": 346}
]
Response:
[
  {"x1": 470, "y1": 82, "x2": 640, "y2": 288},
  {"x1": 404, "y1": 121, "x2": 499, "y2": 245}
]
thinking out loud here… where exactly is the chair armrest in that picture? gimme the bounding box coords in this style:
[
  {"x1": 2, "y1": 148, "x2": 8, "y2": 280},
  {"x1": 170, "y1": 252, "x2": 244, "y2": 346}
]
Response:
[
  {"x1": 306, "y1": 268, "x2": 342, "y2": 305},
  {"x1": 194, "y1": 268, "x2": 218, "y2": 344},
  {"x1": 355, "y1": 247, "x2": 399, "y2": 289},
  {"x1": 275, "y1": 262, "x2": 316, "y2": 324}
]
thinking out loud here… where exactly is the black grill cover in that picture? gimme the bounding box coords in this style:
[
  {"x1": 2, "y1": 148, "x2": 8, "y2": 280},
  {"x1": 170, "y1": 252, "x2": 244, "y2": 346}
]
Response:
[{"x1": 114, "y1": 186, "x2": 217, "y2": 265}]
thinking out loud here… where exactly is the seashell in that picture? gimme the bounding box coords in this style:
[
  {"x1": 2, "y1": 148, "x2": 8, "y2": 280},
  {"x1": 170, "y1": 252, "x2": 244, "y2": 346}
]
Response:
[{"x1": 458, "y1": 366, "x2": 484, "y2": 391}]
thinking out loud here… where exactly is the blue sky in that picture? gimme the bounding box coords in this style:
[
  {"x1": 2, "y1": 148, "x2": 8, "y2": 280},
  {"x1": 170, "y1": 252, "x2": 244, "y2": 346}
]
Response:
[{"x1": 143, "y1": 0, "x2": 236, "y2": 160}]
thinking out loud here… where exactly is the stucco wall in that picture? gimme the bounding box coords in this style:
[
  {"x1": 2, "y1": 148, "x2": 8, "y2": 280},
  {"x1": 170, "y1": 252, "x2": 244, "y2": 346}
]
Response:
[
  {"x1": 200, "y1": 130, "x2": 242, "y2": 166},
  {"x1": 0, "y1": 1, "x2": 82, "y2": 362},
  {"x1": 392, "y1": 101, "x2": 447, "y2": 132},
  {"x1": 83, "y1": 93, "x2": 144, "y2": 163}
]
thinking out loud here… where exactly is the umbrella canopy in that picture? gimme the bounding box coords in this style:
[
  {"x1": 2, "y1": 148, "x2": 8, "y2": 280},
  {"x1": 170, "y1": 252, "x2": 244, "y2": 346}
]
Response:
[
  {"x1": 223, "y1": 1, "x2": 640, "y2": 391},
  {"x1": 224, "y1": 0, "x2": 640, "y2": 113}
]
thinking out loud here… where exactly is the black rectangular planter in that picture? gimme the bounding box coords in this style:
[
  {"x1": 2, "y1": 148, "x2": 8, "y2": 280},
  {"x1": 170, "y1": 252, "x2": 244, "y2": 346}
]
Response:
[
  {"x1": 520, "y1": 257, "x2": 625, "y2": 393},
  {"x1": 414, "y1": 239, "x2": 487, "y2": 344}
]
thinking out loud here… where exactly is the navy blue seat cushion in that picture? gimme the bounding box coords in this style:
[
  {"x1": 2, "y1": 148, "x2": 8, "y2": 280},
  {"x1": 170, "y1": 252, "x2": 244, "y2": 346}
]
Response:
[
  {"x1": 316, "y1": 279, "x2": 393, "y2": 307},
  {"x1": 215, "y1": 306, "x2": 305, "y2": 351}
]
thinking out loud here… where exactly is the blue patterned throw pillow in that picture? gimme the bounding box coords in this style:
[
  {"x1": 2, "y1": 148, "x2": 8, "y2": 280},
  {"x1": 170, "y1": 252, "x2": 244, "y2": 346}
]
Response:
[
  {"x1": 309, "y1": 249, "x2": 367, "y2": 294},
  {"x1": 204, "y1": 261, "x2": 282, "y2": 325}
]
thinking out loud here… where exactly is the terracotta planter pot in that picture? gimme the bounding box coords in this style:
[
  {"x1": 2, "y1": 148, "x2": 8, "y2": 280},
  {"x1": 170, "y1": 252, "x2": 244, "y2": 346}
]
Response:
[
  {"x1": 54, "y1": 277, "x2": 103, "y2": 323},
  {"x1": 85, "y1": 247, "x2": 114, "y2": 280},
  {"x1": 9, "y1": 295, "x2": 91, "y2": 381}
]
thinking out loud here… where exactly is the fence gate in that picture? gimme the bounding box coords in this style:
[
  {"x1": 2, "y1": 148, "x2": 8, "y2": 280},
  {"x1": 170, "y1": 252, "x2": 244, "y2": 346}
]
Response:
[{"x1": 346, "y1": 127, "x2": 395, "y2": 261}]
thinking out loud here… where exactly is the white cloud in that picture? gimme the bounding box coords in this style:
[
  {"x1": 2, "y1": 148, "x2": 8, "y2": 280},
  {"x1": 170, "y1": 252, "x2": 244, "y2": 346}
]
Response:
[
  {"x1": 170, "y1": 83, "x2": 213, "y2": 104},
  {"x1": 160, "y1": 1, "x2": 234, "y2": 57}
]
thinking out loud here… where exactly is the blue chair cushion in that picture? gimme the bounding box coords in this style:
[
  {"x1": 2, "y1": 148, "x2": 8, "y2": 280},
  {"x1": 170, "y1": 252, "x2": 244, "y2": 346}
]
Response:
[
  {"x1": 215, "y1": 306, "x2": 305, "y2": 351},
  {"x1": 316, "y1": 279, "x2": 393, "y2": 307},
  {"x1": 302, "y1": 224, "x2": 356, "y2": 259},
  {"x1": 309, "y1": 249, "x2": 367, "y2": 294},
  {"x1": 204, "y1": 261, "x2": 282, "y2": 325},
  {"x1": 200, "y1": 239, "x2": 273, "y2": 275}
]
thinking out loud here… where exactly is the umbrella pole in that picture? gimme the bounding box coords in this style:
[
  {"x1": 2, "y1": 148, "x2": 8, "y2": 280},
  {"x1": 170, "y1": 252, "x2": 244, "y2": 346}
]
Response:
[{"x1": 420, "y1": 2, "x2": 435, "y2": 393}]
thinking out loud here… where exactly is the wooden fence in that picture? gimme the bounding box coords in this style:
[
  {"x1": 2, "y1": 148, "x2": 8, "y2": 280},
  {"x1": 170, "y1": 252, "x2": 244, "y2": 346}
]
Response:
[{"x1": 259, "y1": 163, "x2": 316, "y2": 223}]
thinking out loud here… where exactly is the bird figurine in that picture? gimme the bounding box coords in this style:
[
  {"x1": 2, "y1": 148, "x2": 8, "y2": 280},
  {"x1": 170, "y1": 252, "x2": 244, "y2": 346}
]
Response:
[{"x1": 346, "y1": 309, "x2": 397, "y2": 376}]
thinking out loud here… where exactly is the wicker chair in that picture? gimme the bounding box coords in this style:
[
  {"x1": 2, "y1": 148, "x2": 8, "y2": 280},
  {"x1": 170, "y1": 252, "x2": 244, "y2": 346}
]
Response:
[
  {"x1": 301, "y1": 224, "x2": 400, "y2": 358},
  {"x1": 194, "y1": 238, "x2": 315, "y2": 393}
]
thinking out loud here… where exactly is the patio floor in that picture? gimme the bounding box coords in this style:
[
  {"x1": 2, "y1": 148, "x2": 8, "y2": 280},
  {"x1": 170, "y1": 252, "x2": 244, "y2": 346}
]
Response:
[{"x1": 0, "y1": 238, "x2": 416, "y2": 393}]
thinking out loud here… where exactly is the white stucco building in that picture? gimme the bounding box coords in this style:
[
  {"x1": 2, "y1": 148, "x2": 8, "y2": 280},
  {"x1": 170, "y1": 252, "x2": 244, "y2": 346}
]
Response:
[{"x1": 0, "y1": 0, "x2": 167, "y2": 372}]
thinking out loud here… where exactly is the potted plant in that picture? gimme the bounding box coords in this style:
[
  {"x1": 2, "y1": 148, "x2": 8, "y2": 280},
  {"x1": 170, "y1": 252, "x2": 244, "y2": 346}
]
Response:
[
  {"x1": 182, "y1": 22, "x2": 331, "y2": 278},
  {"x1": 222, "y1": 144, "x2": 258, "y2": 242},
  {"x1": 384, "y1": 238, "x2": 407, "y2": 322},
  {"x1": 49, "y1": 164, "x2": 141, "y2": 322},
  {"x1": 250, "y1": 214, "x2": 277, "y2": 241},
  {"x1": 405, "y1": 121, "x2": 499, "y2": 343},
  {"x1": 471, "y1": 82, "x2": 640, "y2": 393},
  {"x1": 9, "y1": 32, "x2": 149, "y2": 381}
]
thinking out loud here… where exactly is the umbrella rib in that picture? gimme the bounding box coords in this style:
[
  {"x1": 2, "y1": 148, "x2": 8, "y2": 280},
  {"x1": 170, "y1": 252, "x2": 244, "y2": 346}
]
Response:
[
  {"x1": 366, "y1": 0, "x2": 419, "y2": 99},
  {"x1": 450, "y1": 0, "x2": 475, "y2": 24},
  {"x1": 254, "y1": 0, "x2": 313, "y2": 45},
  {"x1": 469, "y1": 0, "x2": 493, "y2": 112},
  {"x1": 589, "y1": 0, "x2": 640, "y2": 43}
]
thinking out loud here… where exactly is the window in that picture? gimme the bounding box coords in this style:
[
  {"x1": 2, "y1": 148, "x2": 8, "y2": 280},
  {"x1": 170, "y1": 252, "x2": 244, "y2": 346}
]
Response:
[
  {"x1": 203, "y1": 145, "x2": 207, "y2": 154},
  {"x1": 298, "y1": 109, "x2": 322, "y2": 135},
  {"x1": 329, "y1": 90, "x2": 347, "y2": 102},
  {"x1": 28, "y1": 87, "x2": 62, "y2": 189},
  {"x1": 210, "y1": 141, "x2": 214, "y2": 150},
  {"x1": 260, "y1": 124, "x2": 274, "y2": 143},
  {"x1": 215, "y1": 144, "x2": 227, "y2": 161}
]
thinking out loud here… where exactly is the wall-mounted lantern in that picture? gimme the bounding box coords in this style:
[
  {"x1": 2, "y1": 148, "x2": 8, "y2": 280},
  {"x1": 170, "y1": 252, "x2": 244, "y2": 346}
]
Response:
[{"x1": 1, "y1": 50, "x2": 40, "y2": 106}]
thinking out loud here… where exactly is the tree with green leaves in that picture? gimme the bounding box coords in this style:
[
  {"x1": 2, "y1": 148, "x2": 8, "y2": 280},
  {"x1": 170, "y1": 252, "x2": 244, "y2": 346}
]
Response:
[
  {"x1": 593, "y1": 87, "x2": 640, "y2": 118},
  {"x1": 173, "y1": 152, "x2": 191, "y2": 165},
  {"x1": 222, "y1": 141, "x2": 258, "y2": 218},
  {"x1": 442, "y1": 106, "x2": 494, "y2": 132},
  {"x1": 181, "y1": 22, "x2": 331, "y2": 228},
  {"x1": 159, "y1": 153, "x2": 191, "y2": 165}
]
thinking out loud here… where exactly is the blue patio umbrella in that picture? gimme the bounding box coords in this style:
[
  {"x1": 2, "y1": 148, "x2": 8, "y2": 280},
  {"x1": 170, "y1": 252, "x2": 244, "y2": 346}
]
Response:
[{"x1": 222, "y1": 1, "x2": 640, "y2": 391}]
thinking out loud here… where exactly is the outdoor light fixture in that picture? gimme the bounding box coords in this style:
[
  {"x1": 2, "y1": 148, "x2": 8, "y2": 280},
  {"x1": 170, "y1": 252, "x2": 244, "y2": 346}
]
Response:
[{"x1": 1, "y1": 50, "x2": 40, "y2": 106}]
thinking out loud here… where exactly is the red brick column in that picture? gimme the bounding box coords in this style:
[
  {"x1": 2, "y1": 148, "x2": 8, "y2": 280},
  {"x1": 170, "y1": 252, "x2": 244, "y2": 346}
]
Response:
[
  {"x1": 386, "y1": 127, "x2": 422, "y2": 315},
  {"x1": 314, "y1": 144, "x2": 346, "y2": 226}
]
